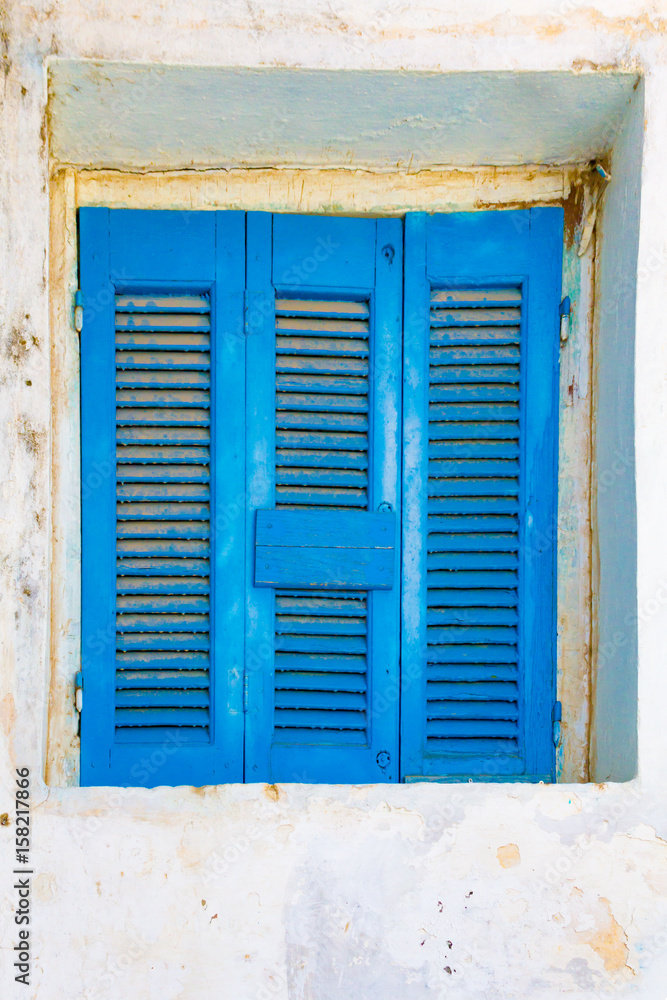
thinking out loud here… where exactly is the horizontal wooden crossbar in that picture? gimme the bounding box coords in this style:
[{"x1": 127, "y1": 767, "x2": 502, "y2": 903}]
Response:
[{"x1": 254, "y1": 509, "x2": 396, "y2": 589}]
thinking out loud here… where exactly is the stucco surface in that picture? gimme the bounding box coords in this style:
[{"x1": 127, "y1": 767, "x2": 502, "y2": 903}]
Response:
[
  {"x1": 47, "y1": 64, "x2": 637, "y2": 169},
  {"x1": 1, "y1": 2, "x2": 667, "y2": 998}
]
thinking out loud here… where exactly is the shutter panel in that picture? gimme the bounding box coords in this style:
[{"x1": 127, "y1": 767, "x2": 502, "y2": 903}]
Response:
[
  {"x1": 80, "y1": 209, "x2": 246, "y2": 786},
  {"x1": 245, "y1": 213, "x2": 402, "y2": 783},
  {"x1": 271, "y1": 298, "x2": 373, "y2": 748},
  {"x1": 425, "y1": 287, "x2": 521, "y2": 756},
  {"x1": 401, "y1": 209, "x2": 562, "y2": 781}
]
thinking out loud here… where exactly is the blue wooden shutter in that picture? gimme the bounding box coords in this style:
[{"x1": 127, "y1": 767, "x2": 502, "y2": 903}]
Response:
[
  {"x1": 79, "y1": 209, "x2": 246, "y2": 786},
  {"x1": 244, "y1": 213, "x2": 402, "y2": 783},
  {"x1": 401, "y1": 209, "x2": 562, "y2": 781}
]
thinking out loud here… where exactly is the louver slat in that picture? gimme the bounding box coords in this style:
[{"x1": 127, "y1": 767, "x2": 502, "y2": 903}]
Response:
[
  {"x1": 273, "y1": 297, "x2": 371, "y2": 745},
  {"x1": 426, "y1": 286, "x2": 522, "y2": 760},
  {"x1": 115, "y1": 293, "x2": 211, "y2": 743}
]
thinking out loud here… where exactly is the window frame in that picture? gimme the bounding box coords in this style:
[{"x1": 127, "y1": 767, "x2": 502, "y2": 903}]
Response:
[{"x1": 46, "y1": 167, "x2": 594, "y2": 787}]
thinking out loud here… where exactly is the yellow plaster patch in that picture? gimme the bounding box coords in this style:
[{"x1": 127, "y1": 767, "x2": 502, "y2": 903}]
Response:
[
  {"x1": 576, "y1": 897, "x2": 630, "y2": 973},
  {"x1": 72, "y1": 165, "x2": 571, "y2": 217},
  {"x1": 1, "y1": 692, "x2": 16, "y2": 732},
  {"x1": 33, "y1": 873, "x2": 57, "y2": 903},
  {"x1": 497, "y1": 844, "x2": 521, "y2": 868}
]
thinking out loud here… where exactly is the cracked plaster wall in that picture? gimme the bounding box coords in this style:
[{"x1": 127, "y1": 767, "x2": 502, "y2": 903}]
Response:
[{"x1": 1, "y1": 2, "x2": 667, "y2": 999}]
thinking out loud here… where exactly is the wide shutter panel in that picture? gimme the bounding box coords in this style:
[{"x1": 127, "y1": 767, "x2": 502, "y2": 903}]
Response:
[
  {"x1": 401, "y1": 209, "x2": 562, "y2": 782},
  {"x1": 245, "y1": 213, "x2": 402, "y2": 783},
  {"x1": 80, "y1": 209, "x2": 245, "y2": 786}
]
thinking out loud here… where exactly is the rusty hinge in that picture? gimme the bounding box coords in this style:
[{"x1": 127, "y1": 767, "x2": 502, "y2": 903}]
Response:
[
  {"x1": 559, "y1": 297, "x2": 571, "y2": 346},
  {"x1": 75, "y1": 671, "x2": 83, "y2": 713},
  {"x1": 552, "y1": 700, "x2": 562, "y2": 746},
  {"x1": 74, "y1": 290, "x2": 84, "y2": 334}
]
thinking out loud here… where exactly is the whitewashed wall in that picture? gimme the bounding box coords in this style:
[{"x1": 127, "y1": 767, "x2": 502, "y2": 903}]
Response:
[{"x1": 1, "y1": 2, "x2": 667, "y2": 998}]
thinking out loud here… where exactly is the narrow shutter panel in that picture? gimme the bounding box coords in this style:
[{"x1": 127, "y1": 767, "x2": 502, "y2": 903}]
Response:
[
  {"x1": 402, "y1": 209, "x2": 562, "y2": 781},
  {"x1": 426, "y1": 287, "x2": 521, "y2": 756},
  {"x1": 273, "y1": 297, "x2": 372, "y2": 746},
  {"x1": 80, "y1": 209, "x2": 245, "y2": 786},
  {"x1": 245, "y1": 213, "x2": 402, "y2": 783}
]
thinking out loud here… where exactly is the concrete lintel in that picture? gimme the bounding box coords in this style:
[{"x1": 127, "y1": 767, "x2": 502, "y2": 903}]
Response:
[{"x1": 48, "y1": 61, "x2": 639, "y2": 171}]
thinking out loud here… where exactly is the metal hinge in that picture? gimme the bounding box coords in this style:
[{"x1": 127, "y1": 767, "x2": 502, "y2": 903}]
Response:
[
  {"x1": 552, "y1": 700, "x2": 562, "y2": 746},
  {"x1": 559, "y1": 296, "x2": 571, "y2": 346},
  {"x1": 74, "y1": 290, "x2": 84, "y2": 334},
  {"x1": 75, "y1": 671, "x2": 83, "y2": 713},
  {"x1": 243, "y1": 673, "x2": 249, "y2": 713}
]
